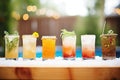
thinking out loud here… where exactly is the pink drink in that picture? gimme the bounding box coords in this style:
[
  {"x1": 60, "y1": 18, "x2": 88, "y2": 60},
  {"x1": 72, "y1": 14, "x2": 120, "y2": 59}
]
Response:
[{"x1": 81, "y1": 35, "x2": 96, "y2": 59}]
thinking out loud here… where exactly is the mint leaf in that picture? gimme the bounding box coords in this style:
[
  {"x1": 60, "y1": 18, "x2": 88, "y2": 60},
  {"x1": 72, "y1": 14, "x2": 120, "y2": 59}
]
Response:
[
  {"x1": 4, "y1": 31, "x2": 19, "y2": 36},
  {"x1": 14, "y1": 31, "x2": 19, "y2": 35},
  {"x1": 60, "y1": 29, "x2": 76, "y2": 39},
  {"x1": 107, "y1": 30, "x2": 114, "y2": 34},
  {"x1": 4, "y1": 31, "x2": 9, "y2": 35},
  {"x1": 6, "y1": 37, "x2": 19, "y2": 52},
  {"x1": 4, "y1": 31, "x2": 19, "y2": 52}
]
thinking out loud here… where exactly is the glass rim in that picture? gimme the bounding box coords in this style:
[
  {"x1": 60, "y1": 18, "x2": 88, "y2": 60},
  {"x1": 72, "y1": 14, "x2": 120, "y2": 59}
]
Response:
[
  {"x1": 100, "y1": 34, "x2": 118, "y2": 37},
  {"x1": 81, "y1": 34, "x2": 96, "y2": 37},
  {"x1": 22, "y1": 35, "x2": 36, "y2": 38},
  {"x1": 81, "y1": 34, "x2": 95, "y2": 35},
  {"x1": 41, "y1": 36, "x2": 56, "y2": 39},
  {"x1": 4, "y1": 35, "x2": 19, "y2": 37}
]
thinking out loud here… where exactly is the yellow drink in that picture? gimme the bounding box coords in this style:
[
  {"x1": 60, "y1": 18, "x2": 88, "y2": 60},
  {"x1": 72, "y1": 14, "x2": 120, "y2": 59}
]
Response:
[
  {"x1": 22, "y1": 35, "x2": 37, "y2": 60},
  {"x1": 42, "y1": 36, "x2": 56, "y2": 60},
  {"x1": 5, "y1": 35, "x2": 19, "y2": 60}
]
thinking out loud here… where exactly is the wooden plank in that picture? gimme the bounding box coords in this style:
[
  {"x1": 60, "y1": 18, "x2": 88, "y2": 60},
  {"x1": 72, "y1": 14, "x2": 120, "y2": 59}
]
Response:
[{"x1": 0, "y1": 67, "x2": 120, "y2": 80}]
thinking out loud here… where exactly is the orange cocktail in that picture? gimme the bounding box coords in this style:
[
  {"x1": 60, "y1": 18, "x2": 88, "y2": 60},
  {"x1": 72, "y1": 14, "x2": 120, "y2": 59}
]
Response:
[
  {"x1": 42, "y1": 36, "x2": 56, "y2": 60},
  {"x1": 81, "y1": 35, "x2": 96, "y2": 59}
]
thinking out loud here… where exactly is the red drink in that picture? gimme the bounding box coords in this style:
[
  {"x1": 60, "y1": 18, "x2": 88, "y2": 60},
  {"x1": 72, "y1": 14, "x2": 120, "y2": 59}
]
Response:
[
  {"x1": 63, "y1": 46, "x2": 76, "y2": 59},
  {"x1": 82, "y1": 46, "x2": 95, "y2": 59},
  {"x1": 81, "y1": 35, "x2": 95, "y2": 59},
  {"x1": 61, "y1": 29, "x2": 76, "y2": 60}
]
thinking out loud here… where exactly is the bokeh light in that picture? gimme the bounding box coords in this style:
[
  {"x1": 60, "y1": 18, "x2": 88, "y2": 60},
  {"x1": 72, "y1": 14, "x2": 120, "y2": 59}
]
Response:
[
  {"x1": 115, "y1": 8, "x2": 120, "y2": 15},
  {"x1": 23, "y1": 14, "x2": 29, "y2": 20},
  {"x1": 12, "y1": 11, "x2": 20, "y2": 20},
  {"x1": 27, "y1": 5, "x2": 37, "y2": 12}
]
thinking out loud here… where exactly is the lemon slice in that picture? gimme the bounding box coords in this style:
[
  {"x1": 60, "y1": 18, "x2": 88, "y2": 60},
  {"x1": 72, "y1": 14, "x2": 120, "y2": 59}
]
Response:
[{"x1": 32, "y1": 32, "x2": 39, "y2": 38}]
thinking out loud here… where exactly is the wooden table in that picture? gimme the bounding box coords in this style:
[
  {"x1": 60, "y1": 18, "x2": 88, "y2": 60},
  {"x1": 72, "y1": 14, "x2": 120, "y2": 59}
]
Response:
[{"x1": 0, "y1": 57, "x2": 120, "y2": 80}]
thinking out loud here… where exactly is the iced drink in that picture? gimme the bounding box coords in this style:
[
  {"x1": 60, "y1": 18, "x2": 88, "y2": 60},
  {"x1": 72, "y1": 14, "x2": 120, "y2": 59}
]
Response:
[
  {"x1": 62, "y1": 36, "x2": 76, "y2": 60},
  {"x1": 5, "y1": 35, "x2": 19, "y2": 60},
  {"x1": 61, "y1": 29, "x2": 76, "y2": 60},
  {"x1": 42, "y1": 36, "x2": 56, "y2": 60},
  {"x1": 22, "y1": 35, "x2": 37, "y2": 60},
  {"x1": 100, "y1": 34, "x2": 117, "y2": 60},
  {"x1": 81, "y1": 35, "x2": 95, "y2": 59}
]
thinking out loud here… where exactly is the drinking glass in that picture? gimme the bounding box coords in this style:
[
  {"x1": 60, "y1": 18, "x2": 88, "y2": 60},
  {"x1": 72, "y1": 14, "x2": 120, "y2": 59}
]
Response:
[
  {"x1": 42, "y1": 36, "x2": 56, "y2": 60},
  {"x1": 81, "y1": 35, "x2": 96, "y2": 59},
  {"x1": 22, "y1": 35, "x2": 37, "y2": 60},
  {"x1": 100, "y1": 34, "x2": 117, "y2": 60},
  {"x1": 62, "y1": 35, "x2": 76, "y2": 60},
  {"x1": 5, "y1": 35, "x2": 19, "y2": 60}
]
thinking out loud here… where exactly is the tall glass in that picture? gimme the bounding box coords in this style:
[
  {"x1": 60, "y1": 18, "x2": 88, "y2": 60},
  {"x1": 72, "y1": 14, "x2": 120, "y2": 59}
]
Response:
[
  {"x1": 100, "y1": 34, "x2": 117, "y2": 60},
  {"x1": 5, "y1": 35, "x2": 19, "y2": 60},
  {"x1": 42, "y1": 36, "x2": 56, "y2": 60},
  {"x1": 22, "y1": 35, "x2": 37, "y2": 60},
  {"x1": 81, "y1": 35, "x2": 96, "y2": 60},
  {"x1": 62, "y1": 35, "x2": 76, "y2": 60}
]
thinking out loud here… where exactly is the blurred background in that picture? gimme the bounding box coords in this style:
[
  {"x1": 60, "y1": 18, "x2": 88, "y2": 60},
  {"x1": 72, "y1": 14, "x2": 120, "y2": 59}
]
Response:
[{"x1": 0, "y1": 0, "x2": 120, "y2": 56}]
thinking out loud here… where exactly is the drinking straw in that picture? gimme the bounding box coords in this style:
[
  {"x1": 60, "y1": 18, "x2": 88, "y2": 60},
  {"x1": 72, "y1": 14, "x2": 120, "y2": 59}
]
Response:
[{"x1": 102, "y1": 21, "x2": 106, "y2": 34}]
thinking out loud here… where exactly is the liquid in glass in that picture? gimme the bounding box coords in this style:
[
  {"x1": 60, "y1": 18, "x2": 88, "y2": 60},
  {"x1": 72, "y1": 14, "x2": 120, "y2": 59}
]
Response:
[
  {"x1": 42, "y1": 36, "x2": 56, "y2": 60},
  {"x1": 62, "y1": 36, "x2": 76, "y2": 60},
  {"x1": 5, "y1": 35, "x2": 19, "y2": 60},
  {"x1": 22, "y1": 35, "x2": 37, "y2": 60},
  {"x1": 81, "y1": 35, "x2": 95, "y2": 59},
  {"x1": 100, "y1": 34, "x2": 117, "y2": 60}
]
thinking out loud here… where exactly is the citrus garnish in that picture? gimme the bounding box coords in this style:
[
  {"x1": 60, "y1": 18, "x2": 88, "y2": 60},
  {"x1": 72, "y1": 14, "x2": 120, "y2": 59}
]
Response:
[
  {"x1": 60, "y1": 29, "x2": 76, "y2": 39},
  {"x1": 32, "y1": 32, "x2": 39, "y2": 38}
]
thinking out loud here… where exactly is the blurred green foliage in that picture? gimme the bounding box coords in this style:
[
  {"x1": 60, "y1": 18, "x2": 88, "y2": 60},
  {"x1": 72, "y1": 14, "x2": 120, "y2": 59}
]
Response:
[
  {"x1": 11, "y1": 0, "x2": 40, "y2": 16},
  {"x1": 74, "y1": 0, "x2": 105, "y2": 46},
  {"x1": 0, "y1": 0, "x2": 40, "y2": 56}
]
